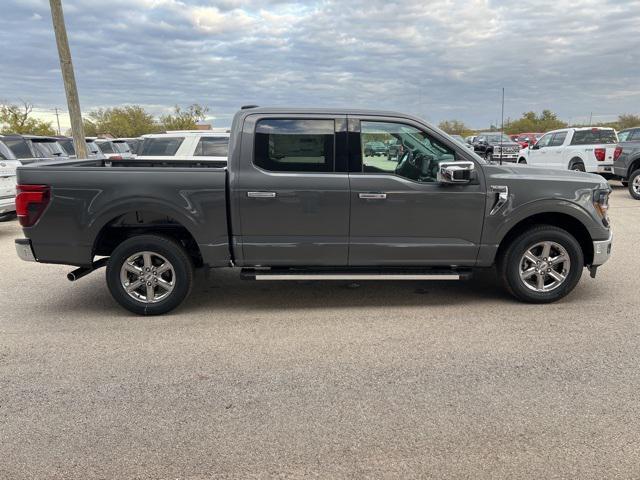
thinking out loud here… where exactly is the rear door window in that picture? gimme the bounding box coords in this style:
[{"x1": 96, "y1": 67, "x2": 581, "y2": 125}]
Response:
[
  {"x1": 254, "y1": 119, "x2": 335, "y2": 172},
  {"x1": 139, "y1": 137, "x2": 184, "y2": 156},
  {"x1": 194, "y1": 137, "x2": 229, "y2": 157}
]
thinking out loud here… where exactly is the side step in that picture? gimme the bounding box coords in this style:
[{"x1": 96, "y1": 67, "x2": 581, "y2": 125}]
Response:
[{"x1": 241, "y1": 268, "x2": 472, "y2": 281}]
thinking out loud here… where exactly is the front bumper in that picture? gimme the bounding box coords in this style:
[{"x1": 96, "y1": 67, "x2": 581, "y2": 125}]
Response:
[
  {"x1": 591, "y1": 232, "x2": 613, "y2": 266},
  {"x1": 15, "y1": 239, "x2": 37, "y2": 262}
]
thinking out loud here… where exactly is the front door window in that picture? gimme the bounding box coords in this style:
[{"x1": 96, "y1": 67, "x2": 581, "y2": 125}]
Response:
[{"x1": 360, "y1": 121, "x2": 455, "y2": 183}]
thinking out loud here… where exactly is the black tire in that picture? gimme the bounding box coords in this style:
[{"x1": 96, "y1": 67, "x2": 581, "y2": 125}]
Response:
[
  {"x1": 621, "y1": 181, "x2": 628, "y2": 187},
  {"x1": 0, "y1": 212, "x2": 17, "y2": 222},
  {"x1": 629, "y1": 169, "x2": 640, "y2": 200},
  {"x1": 569, "y1": 159, "x2": 585, "y2": 172},
  {"x1": 518, "y1": 157, "x2": 527, "y2": 164},
  {"x1": 106, "y1": 234, "x2": 194, "y2": 315},
  {"x1": 498, "y1": 225, "x2": 584, "y2": 303}
]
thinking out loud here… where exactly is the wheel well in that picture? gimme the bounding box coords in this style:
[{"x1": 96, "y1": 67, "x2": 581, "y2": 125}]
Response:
[
  {"x1": 629, "y1": 158, "x2": 640, "y2": 177},
  {"x1": 93, "y1": 211, "x2": 203, "y2": 267},
  {"x1": 568, "y1": 157, "x2": 584, "y2": 168},
  {"x1": 497, "y1": 213, "x2": 594, "y2": 265}
]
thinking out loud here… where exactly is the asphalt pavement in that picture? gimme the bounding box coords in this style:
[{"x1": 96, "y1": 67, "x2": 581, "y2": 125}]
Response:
[{"x1": 1, "y1": 184, "x2": 639, "y2": 479}]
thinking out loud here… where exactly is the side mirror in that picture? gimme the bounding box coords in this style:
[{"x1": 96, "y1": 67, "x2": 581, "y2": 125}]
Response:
[
  {"x1": 437, "y1": 161, "x2": 475, "y2": 184},
  {"x1": 531, "y1": 144, "x2": 540, "y2": 150}
]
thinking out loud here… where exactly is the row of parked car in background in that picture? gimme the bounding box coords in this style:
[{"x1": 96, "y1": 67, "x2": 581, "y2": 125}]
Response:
[{"x1": 1, "y1": 123, "x2": 639, "y2": 223}]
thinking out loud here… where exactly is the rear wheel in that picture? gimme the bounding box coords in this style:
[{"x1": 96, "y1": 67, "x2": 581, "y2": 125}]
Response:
[
  {"x1": 629, "y1": 169, "x2": 640, "y2": 200},
  {"x1": 498, "y1": 225, "x2": 584, "y2": 303},
  {"x1": 0, "y1": 212, "x2": 16, "y2": 222},
  {"x1": 106, "y1": 235, "x2": 194, "y2": 315},
  {"x1": 569, "y1": 159, "x2": 585, "y2": 172}
]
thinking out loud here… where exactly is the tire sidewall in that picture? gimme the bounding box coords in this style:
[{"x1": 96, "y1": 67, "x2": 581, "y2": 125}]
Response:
[
  {"x1": 503, "y1": 227, "x2": 584, "y2": 303},
  {"x1": 629, "y1": 170, "x2": 640, "y2": 200},
  {"x1": 106, "y1": 235, "x2": 193, "y2": 315}
]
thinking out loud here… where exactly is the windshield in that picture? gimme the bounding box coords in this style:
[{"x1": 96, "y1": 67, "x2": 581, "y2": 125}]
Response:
[
  {"x1": 59, "y1": 139, "x2": 75, "y2": 155},
  {"x1": 32, "y1": 140, "x2": 66, "y2": 158},
  {"x1": 486, "y1": 134, "x2": 512, "y2": 143},
  {"x1": 0, "y1": 142, "x2": 16, "y2": 160},
  {"x1": 112, "y1": 141, "x2": 131, "y2": 154}
]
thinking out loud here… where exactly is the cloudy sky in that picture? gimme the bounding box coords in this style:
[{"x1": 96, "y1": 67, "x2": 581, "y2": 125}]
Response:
[{"x1": 1, "y1": 0, "x2": 639, "y2": 129}]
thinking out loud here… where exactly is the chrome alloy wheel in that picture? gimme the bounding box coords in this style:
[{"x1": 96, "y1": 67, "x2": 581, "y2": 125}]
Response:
[
  {"x1": 120, "y1": 251, "x2": 175, "y2": 303},
  {"x1": 633, "y1": 175, "x2": 640, "y2": 195},
  {"x1": 519, "y1": 241, "x2": 571, "y2": 293}
]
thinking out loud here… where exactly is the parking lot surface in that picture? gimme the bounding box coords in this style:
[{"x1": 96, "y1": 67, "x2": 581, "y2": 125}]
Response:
[{"x1": 1, "y1": 185, "x2": 639, "y2": 479}]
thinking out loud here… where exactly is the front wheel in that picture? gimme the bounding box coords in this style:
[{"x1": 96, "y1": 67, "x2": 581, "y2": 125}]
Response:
[
  {"x1": 106, "y1": 235, "x2": 194, "y2": 315},
  {"x1": 498, "y1": 225, "x2": 584, "y2": 303},
  {"x1": 629, "y1": 169, "x2": 640, "y2": 200},
  {"x1": 518, "y1": 157, "x2": 527, "y2": 164}
]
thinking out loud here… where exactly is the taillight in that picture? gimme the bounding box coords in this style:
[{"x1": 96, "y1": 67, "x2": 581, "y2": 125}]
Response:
[
  {"x1": 110, "y1": 155, "x2": 123, "y2": 160},
  {"x1": 16, "y1": 184, "x2": 50, "y2": 227},
  {"x1": 613, "y1": 146, "x2": 623, "y2": 161},
  {"x1": 594, "y1": 148, "x2": 606, "y2": 162}
]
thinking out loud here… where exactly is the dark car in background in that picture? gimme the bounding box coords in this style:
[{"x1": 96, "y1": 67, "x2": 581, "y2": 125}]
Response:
[
  {"x1": 94, "y1": 138, "x2": 134, "y2": 160},
  {"x1": 472, "y1": 132, "x2": 521, "y2": 162},
  {"x1": 614, "y1": 126, "x2": 640, "y2": 199},
  {"x1": 120, "y1": 137, "x2": 142, "y2": 157},
  {"x1": 1, "y1": 135, "x2": 68, "y2": 164},
  {"x1": 363, "y1": 141, "x2": 388, "y2": 157},
  {"x1": 57, "y1": 137, "x2": 106, "y2": 160}
]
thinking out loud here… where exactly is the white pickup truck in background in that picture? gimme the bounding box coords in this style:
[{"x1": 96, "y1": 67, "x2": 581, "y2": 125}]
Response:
[
  {"x1": 518, "y1": 127, "x2": 619, "y2": 176},
  {"x1": 0, "y1": 142, "x2": 20, "y2": 221},
  {"x1": 136, "y1": 130, "x2": 230, "y2": 163}
]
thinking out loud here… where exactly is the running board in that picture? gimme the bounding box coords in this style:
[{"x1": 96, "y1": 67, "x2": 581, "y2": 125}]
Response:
[{"x1": 241, "y1": 268, "x2": 472, "y2": 281}]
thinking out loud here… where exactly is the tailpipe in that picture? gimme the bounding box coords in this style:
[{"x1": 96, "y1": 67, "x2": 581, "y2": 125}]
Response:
[{"x1": 67, "y1": 257, "x2": 108, "y2": 282}]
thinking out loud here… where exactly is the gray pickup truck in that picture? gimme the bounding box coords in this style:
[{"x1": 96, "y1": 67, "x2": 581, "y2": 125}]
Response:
[
  {"x1": 614, "y1": 127, "x2": 640, "y2": 199},
  {"x1": 14, "y1": 107, "x2": 613, "y2": 315}
]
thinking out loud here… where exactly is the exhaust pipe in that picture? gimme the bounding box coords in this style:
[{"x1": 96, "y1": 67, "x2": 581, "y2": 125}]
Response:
[{"x1": 67, "y1": 257, "x2": 108, "y2": 282}]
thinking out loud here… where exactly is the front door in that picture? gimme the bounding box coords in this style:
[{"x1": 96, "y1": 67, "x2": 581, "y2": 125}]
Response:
[
  {"x1": 528, "y1": 132, "x2": 553, "y2": 166},
  {"x1": 348, "y1": 118, "x2": 486, "y2": 266},
  {"x1": 237, "y1": 115, "x2": 350, "y2": 266}
]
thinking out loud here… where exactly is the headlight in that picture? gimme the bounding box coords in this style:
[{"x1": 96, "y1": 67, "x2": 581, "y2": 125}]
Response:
[{"x1": 593, "y1": 189, "x2": 610, "y2": 227}]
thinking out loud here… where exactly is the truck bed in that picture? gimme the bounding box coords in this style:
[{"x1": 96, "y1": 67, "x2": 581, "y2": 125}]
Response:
[{"x1": 17, "y1": 158, "x2": 231, "y2": 267}]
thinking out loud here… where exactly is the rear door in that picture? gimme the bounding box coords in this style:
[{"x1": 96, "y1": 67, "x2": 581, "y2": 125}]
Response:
[
  {"x1": 235, "y1": 114, "x2": 350, "y2": 266},
  {"x1": 348, "y1": 117, "x2": 486, "y2": 266}
]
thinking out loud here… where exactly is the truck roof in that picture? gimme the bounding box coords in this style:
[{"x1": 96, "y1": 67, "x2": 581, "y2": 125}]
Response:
[{"x1": 235, "y1": 106, "x2": 411, "y2": 118}]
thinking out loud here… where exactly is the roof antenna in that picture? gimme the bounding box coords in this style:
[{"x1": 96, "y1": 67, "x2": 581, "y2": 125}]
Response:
[{"x1": 500, "y1": 87, "x2": 505, "y2": 166}]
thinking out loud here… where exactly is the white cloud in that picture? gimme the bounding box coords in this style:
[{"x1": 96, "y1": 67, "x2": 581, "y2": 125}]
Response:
[{"x1": 1, "y1": 0, "x2": 639, "y2": 128}]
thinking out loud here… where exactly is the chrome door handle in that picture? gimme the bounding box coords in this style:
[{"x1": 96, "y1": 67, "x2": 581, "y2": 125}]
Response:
[
  {"x1": 359, "y1": 193, "x2": 387, "y2": 200},
  {"x1": 247, "y1": 191, "x2": 276, "y2": 198}
]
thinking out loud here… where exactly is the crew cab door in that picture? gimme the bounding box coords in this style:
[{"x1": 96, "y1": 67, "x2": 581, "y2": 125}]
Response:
[
  {"x1": 544, "y1": 131, "x2": 568, "y2": 169},
  {"x1": 348, "y1": 117, "x2": 486, "y2": 266},
  {"x1": 528, "y1": 132, "x2": 553, "y2": 166},
  {"x1": 234, "y1": 114, "x2": 350, "y2": 266}
]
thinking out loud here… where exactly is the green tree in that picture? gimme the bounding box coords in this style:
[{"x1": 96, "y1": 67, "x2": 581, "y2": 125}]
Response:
[
  {"x1": 159, "y1": 104, "x2": 209, "y2": 131},
  {"x1": 506, "y1": 110, "x2": 567, "y2": 134},
  {"x1": 615, "y1": 114, "x2": 640, "y2": 130},
  {"x1": 438, "y1": 119, "x2": 472, "y2": 137},
  {"x1": 0, "y1": 101, "x2": 56, "y2": 135},
  {"x1": 85, "y1": 105, "x2": 159, "y2": 137}
]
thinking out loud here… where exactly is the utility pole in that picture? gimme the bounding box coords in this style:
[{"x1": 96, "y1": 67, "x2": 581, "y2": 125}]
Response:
[
  {"x1": 588, "y1": 112, "x2": 593, "y2": 126},
  {"x1": 54, "y1": 107, "x2": 61, "y2": 135},
  {"x1": 499, "y1": 87, "x2": 505, "y2": 165},
  {"x1": 49, "y1": 0, "x2": 87, "y2": 158}
]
